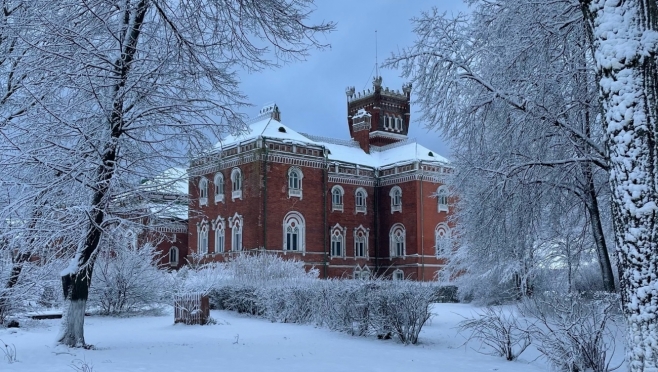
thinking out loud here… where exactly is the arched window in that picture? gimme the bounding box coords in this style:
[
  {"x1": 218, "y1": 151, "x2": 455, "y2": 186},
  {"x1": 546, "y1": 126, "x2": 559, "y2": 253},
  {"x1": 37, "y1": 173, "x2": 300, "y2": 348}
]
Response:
[
  {"x1": 199, "y1": 177, "x2": 208, "y2": 206},
  {"x1": 393, "y1": 269, "x2": 405, "y2": 281},
  {"x1": 330, "y1": 224, "x2": 346, "y2": 258},
  {"x1": 394, "y1": 116, "x2": 403, "y2": 131},
  {"x1": 212, "y1": 216, "x2": 226, "y2": 253},
  {"x1": 331, "y1": 185, "x2": 344, "y2": 212},
  {"x1": 355, "y1": 187, "x2": 367, "y2": 214},
  {"x1": 231, "y1": 168, "x2": 242, "y2": 201},
  {"x1": 169, "y1": 246, "x2": 179, "y2": 266},
  {"x1": 214, "y1": 173, "x2": 224, "y2": 203},
  {"x1": 354, "y1": 225, "x2": 369, "y2": 258},
  {"x1": 288, "y1": 167, "x2": 303, "y2": 199},
  {"x1": 389, "y1": 186, "x2": 402, "y2": 213},
  {"x1": 437, "y1": 185, "x2": 449, "y2": 212},
  {"x1": 389, "y1": 223, "x2": 406, "y2": 258},
  {"x1": 229, "y1": 213, "x2": 243, "y2": 251},
  {"x1": 435, "y1": 223, "x2": 452, "y2": 257},
  {"x1": 197, "y1": 220, "x2": 209, "y2": 255},
  {"x1": 283, "y1": 211, "x2": 305, "y2": 253}
]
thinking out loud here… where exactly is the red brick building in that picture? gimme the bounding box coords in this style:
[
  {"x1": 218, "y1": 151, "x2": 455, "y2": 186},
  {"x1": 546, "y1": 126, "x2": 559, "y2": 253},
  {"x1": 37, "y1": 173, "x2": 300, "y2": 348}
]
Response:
[{"x1": 169, "y1": 77, "x2": 453, "y2": 280}]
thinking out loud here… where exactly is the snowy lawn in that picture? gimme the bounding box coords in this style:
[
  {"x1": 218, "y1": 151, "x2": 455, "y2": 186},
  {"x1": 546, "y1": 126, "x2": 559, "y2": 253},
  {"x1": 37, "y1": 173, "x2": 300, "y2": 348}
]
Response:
[{"x1": 2, "y1": 304, "x2": 552, "y2": 372}]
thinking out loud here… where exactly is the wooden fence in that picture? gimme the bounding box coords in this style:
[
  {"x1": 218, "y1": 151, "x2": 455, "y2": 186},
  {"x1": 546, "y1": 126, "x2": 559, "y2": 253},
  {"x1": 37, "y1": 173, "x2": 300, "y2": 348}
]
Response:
[{"x1": 174, "y1": 293, "x2": 210, "y2": 325}]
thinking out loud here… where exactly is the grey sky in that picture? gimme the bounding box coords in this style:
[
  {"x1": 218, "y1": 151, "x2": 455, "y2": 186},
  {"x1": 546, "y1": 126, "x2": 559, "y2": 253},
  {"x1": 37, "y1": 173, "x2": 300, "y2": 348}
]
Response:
[{"x1": 238, "y1": 0, "x2": 469, "y2": 159}]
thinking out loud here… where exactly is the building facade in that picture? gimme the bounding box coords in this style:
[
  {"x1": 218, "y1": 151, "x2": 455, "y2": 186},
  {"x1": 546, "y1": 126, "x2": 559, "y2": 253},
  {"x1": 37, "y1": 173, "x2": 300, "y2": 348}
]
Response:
[{"x1": 178, "y1": 77, "x2": 453, "y2": 280}]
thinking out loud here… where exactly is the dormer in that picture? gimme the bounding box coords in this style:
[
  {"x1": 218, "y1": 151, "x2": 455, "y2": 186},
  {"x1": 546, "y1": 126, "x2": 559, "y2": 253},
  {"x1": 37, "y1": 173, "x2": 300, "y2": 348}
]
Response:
[{"x1": 346, "y1": 77, "x2": 411, "y2": 148}]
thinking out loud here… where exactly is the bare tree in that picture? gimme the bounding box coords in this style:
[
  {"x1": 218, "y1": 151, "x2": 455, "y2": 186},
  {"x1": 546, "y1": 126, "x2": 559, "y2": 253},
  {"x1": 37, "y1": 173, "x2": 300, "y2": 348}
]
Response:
[
  {"x1": 5, "y1": 0, "x2": 333, "y2": 347},
  {"x1": 387, "y1": 1, "x2": 616, "y2": 294}
]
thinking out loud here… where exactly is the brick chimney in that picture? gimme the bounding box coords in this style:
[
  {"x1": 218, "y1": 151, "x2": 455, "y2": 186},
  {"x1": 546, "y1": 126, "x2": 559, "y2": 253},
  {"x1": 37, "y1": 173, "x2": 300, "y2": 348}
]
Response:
[{"x1": 351, "y1": 109, "x2": 371, "y2": 153}]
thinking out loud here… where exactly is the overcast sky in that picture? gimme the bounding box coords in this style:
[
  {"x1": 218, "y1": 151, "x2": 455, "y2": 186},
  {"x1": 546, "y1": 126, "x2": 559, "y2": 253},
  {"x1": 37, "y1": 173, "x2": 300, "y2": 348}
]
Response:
[{"x1": 238, "y1": 0, "x2": 469, "y2": 158}]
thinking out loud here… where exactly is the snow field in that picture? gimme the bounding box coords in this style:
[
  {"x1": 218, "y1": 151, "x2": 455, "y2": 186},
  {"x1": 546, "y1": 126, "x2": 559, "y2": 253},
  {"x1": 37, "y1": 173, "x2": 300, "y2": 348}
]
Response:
[{"x1": 1, "y1": 304, "x2": 547, "y2": 372}]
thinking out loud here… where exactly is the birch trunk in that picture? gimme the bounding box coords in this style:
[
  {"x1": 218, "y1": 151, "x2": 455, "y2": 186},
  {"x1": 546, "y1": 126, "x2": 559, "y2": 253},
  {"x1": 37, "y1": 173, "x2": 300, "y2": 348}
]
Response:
[{"x1": 583, "y1": 0, "x2": 658, "y2": 370}]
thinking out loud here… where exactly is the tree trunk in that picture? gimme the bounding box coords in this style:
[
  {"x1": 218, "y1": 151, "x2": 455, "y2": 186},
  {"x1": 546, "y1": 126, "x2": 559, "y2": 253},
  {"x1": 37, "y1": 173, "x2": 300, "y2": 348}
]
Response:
[
  {"x1": 583, "y1": 166, "x2": 616, "y2": 292},
  {"x1": 582, "y1": 1, "x2": 658, "y2": 370},
  {"x1": 58, "y1": 0, "x2": 149, "y2": 347}
]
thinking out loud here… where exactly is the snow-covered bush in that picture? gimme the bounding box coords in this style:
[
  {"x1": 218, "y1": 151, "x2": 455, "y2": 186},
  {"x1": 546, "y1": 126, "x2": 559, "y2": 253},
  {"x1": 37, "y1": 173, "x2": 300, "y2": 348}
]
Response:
[
  {"x1": 167, "y1": 261, "x2": 228, "y2": 298},
  {"x1": 368, "y1": 281, "x2": 434, "y2": 344},
  {"x1": 521, "y1": 292, "x2": 621, "y2": 372},
  {"x1": 217, "y1": 285, "x2": 263, "y2": 315},
  {"x1": 226, "y1": 252, "x2": 319, "y2": 285},
  {"x1": 458, "y1": 306, "x2": 532, "y2": 361},
  {"x1": 88, "y1": 239, "x2": 165, "y2": 315}
]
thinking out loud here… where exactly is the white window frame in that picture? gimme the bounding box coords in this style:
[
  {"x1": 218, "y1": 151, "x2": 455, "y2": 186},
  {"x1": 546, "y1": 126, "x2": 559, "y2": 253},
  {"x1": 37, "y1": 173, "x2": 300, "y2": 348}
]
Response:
[
  {"x1": 389, "y1": 223, "x2": 406, "y2": 258},
  {"x1": 390, "y1": 186, "x2": 402, "y2": 213},
  {"x1": 354, "y1": 225, "x2": 369, "y2": 258},
  {"x1": 393, "y1": 269, "x2": 405, "y2": 281},
  {"x1": 214, "y1": 172, "x2": 225, "y2": 204},
  {"x1": 212, "y1": 216, "x2": 226, "y2": 254},
  {"x1": 199, "y1": 177, "x2": 209, "y2": 206},
  {"x1": 330, "y1": 224, "x2": 346, "y2": 258},
  {"x1": 169, "y1": 246, "x2": 179, "y2": 266},
  {"x1": 437, "y1": 185, "x2": 449, "y2": 212},
  {"x1": 283, "y1": 211, "x2": 306, "y2": 254},
  {"x1": 331, "y1": 185, "x2": 344, "y2": 212},
  {"x1": 394, "y1": 116, "x2": 402, "y2": 131},
  {"x1": 288, "y1": 167, "x2": 303, "y2": 199},
  {"x1": 435, "y1": 223, "x2": 452, "y2": 257},
  {"x1": 360, "y1": 266, "x2": 371, "y2": 280},
  {"x1": 197, "y1": 220, "x2": 209, "y2": 255},
  {"x1": 355, "y1": 187, "x2": 367, "y2": 214},
  {"x1": 229, "y1": 213, "x2": 243, "y2": 251},
  {"x1": 231, "y1": 168, "x2": 243, "y2": 201}
]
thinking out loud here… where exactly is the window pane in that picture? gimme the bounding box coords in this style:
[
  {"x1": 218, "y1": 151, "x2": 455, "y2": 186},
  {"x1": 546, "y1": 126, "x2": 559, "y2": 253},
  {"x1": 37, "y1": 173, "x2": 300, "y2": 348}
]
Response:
[
  {"x1": 287, "y1": 233, "x2": 291, "y2": 250},
  {"x1": 292, "y1": 234, "x2": 298, "y2": 251}
]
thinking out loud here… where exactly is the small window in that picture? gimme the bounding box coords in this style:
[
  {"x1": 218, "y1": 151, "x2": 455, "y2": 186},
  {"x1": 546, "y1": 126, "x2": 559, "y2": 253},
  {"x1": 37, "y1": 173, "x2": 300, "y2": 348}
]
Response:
[
  {"x1": 354, "y1": 225, "x2": 369, "y2": 258},
  {"x1": 199, "y1": 177, "x2": 208, "y2": 206},
  {"x1": 229, "y1": 213, "x2": 243, "y2": 251},
  {"x1": 214, "y1": 173, "x2": 224, "y2": 203},
  {"x1": 389, "y1": 223, "x2": 406, "y2": 258},
  {"x1": 283, "y1": 211, "x2": 306, "y2": 253},
  {"x1": 355, "y1": 188, "x2": 367, "y2": 214},
  {"x1": 390, "y1": 186, "x2": 402, "y2": 213},
  {"x1": 437, "y1": 186, "x2": 449, "y2": 212},
  {"x1": 393, "y1": 269, "x2": 404, "y2": 281},
  {"x1": 231, "y1": 168, "x2": 242, "y2": 201},
  {"x1": 331, "y1": 185, "x2": 344, "y2": 212},
  {"x1": 212, "y1": 216, "x2": 225, "y2": 253},
  {"x1": 169, "y1": 246, "x2": 179, "y2": 266},
  {"x1": 288, "y1": 167, "x2": 303, "y2": 199},
  {"x1": 198, "y1": 221, "x2": 209, "y2": 255},
  {"x1": 435, "y1": 223, "x2": 452, "y2": 257},
  {"x1": 330, "y1": 224, "x2": 345, "y2": 258},
  {"x1": 278, "y1": 126, "x2": 286, "y2": 133}
]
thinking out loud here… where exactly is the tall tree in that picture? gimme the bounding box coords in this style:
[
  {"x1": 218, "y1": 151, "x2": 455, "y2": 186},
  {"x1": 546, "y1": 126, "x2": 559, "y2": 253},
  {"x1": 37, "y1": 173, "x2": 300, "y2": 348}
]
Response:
[
  {"x1": 6, "y1": 0, "x2": 333, "y2": 347},
  {"x1": 581, "y1": 1, "x2": 658, "y2": 370},
  {"x1": 387, "y1": 0, "x2": 616, "y2": 294}
]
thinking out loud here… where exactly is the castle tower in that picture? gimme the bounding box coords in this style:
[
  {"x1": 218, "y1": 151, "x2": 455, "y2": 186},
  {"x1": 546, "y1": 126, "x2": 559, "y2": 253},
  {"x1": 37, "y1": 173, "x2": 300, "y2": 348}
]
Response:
[{"x1": 346, "y1": 77, "x2": 412, "y2": 152}]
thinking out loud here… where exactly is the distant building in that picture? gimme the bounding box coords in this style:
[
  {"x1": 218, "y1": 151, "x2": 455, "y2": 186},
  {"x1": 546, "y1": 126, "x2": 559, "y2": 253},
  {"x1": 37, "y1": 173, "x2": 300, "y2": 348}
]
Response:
[{"x1": 163, "y1": 77, "x2": 453, "y2": 280}]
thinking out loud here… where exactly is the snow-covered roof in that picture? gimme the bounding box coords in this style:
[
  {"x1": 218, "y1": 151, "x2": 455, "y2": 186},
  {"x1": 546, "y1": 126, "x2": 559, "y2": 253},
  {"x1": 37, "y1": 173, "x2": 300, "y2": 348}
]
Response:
[{"x1": 213, "y1": 117, "x2": 449, "y2": 169}]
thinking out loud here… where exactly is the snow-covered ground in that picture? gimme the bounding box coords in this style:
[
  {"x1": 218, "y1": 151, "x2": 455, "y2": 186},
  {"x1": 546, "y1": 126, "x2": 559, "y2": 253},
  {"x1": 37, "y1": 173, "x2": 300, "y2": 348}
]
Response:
[{"x1": 0, "y1": 304, "x2": 563, "y2": 371}]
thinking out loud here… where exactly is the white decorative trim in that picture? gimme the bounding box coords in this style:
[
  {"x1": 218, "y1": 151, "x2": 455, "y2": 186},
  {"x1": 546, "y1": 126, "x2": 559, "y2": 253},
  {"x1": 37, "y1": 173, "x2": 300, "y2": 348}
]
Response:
[
  {"x1": 228, "y1": 212, "x2": 243, "y2": 251},
  {"x1": 283, "y1": 211, "x2": 306, "y2": 254},
  {"x1": 230, "y1": 168, "x2": 243, "y2": 201},
  {"x1": 389, "y1": 223, "x2": 406, "y2": 259},
  {"x1": 212, "y1": 216, "x2": 226, "y2": 254},
  {"x1": 328, "y1": 175, "x2": 375, "y2": 187},
  {"x1": 437, "y1": 185, "x2": 449, "y2": 212},
  {"x1": 330, "y1": 223, "x2": 347, "y2": 258},
  {"x1": 390, "y1": 186, "x2": 402, "y2": 214},
  {"x1": 354, "y1": 225, "x2": 369, "y2": 259},
  {"x1": 435, "y1": 223, "x2": 451, "y2": 257},
  {"x1": 331, "y1": 185, "x2": 344, "y2": 212},
  {"x1": 287, "y1": 166, "x2": 303, "y2": 200},
  {"x1": 355, "y1": 187, "x2": 367, "y2": 214}
]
